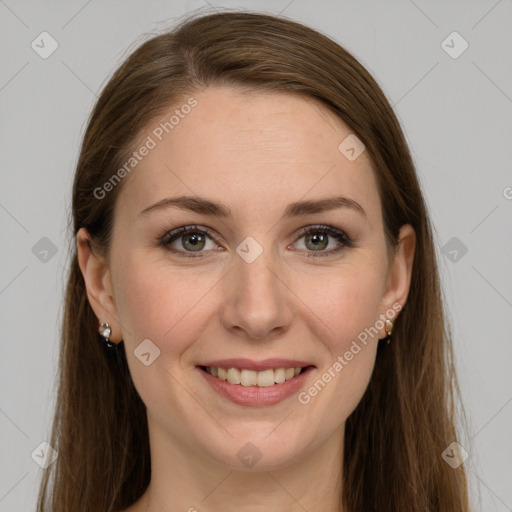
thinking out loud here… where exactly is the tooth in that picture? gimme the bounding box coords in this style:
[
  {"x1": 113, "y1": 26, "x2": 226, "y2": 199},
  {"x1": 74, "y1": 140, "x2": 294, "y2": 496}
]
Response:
[
  {"x1": 257, "y1": 369, "x2": 276, "y2": 387},
  {"x1": 227, "y1": 368, "x2": 241, "y2": 384},
  {"x1": 240, "y1": 369, "x2": 257, "y2": 386},
  {"x1": 274, "y1": 368, "x2": 286, "y2": 383},
  {"x1": 208, "y1": 366, "x2": 305, "y2": 386},
  {"x1": 285, "y1": 368, "x2": 295, "y2": 380}
]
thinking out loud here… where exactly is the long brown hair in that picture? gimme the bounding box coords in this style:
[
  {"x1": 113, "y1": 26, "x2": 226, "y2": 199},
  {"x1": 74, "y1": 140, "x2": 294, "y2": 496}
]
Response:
[{"x1": 38, "y1": 10, "x2": 471, "y2": 511}]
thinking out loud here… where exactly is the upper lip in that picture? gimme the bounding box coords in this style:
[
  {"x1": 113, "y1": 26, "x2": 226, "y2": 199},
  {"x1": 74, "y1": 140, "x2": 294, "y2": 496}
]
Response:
[{"x1": 198, "y1": 358, "x2": 315, "y2": 371}]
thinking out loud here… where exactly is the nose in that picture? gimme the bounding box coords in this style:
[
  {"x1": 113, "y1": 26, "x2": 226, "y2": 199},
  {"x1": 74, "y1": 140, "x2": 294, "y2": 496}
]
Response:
[{"x1": 219, "y1": 249, "x2": 294, "y2": 340}]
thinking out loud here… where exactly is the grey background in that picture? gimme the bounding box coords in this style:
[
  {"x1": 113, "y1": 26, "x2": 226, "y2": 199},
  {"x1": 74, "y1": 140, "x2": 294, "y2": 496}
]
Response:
[{"x1": 1, "y1": 0, "x2": 511, "y2": 510}]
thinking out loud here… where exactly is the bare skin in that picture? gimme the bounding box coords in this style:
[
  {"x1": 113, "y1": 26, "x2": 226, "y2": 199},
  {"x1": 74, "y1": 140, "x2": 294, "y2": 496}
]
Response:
[{"x1": 77, "y1": 86, "x2": 415, "y2": 512}]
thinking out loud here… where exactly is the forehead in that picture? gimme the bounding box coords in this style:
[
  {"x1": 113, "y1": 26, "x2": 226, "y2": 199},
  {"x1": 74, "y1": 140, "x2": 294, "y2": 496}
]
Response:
[{"x1": 115, "y1": 86, "x2": 380, "y2": 224}]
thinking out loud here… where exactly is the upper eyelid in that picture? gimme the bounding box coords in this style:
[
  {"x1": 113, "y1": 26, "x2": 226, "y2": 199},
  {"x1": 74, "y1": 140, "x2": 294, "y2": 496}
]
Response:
[{"x1": 161, "y1": 225, "x2": 217, "y2": 243}]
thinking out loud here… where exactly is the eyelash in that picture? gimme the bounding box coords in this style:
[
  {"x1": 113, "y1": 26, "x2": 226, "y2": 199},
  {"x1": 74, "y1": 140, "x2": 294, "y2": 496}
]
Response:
[{"x1": 157, "y1": 224, "x2": 354, "y2": 259}]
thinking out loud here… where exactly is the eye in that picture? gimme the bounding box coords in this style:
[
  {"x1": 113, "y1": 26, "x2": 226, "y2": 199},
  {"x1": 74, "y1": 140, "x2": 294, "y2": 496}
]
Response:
[
  {"x1": 158, "y1": 225, "x2": 219, "y2": 258},
  {"x1": 292, "y1": 224, "x2": 353, "y2": 258},
  {"x1": 158, "y1": 224, "x2": 353, "y2": 259}
]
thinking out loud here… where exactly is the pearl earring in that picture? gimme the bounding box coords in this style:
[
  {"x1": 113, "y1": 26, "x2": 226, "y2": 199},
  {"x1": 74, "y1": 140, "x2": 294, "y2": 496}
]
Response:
[{"x1": 98, "y1": 322, "x2": 116, "y2": 349}]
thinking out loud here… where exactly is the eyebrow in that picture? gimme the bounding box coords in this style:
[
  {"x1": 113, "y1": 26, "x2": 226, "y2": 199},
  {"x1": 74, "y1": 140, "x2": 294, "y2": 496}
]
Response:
[{"x1": 137, "y1": 194, "x2": 367, "y2": 220}]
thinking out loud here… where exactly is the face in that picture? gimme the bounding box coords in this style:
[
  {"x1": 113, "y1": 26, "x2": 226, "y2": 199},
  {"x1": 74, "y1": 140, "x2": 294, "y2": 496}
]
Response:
[{"x1": 78, "y1": 86, "x2": 414, "y2": 472}]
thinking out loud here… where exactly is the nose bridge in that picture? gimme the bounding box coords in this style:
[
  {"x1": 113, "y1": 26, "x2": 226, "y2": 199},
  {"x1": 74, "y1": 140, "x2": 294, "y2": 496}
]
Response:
[
  {"x1": 237, "y1": 249, "x2": 279, "y2": 300},
  {"x1": 220, "y1": 241, "x2": 293, "y2": 339}
]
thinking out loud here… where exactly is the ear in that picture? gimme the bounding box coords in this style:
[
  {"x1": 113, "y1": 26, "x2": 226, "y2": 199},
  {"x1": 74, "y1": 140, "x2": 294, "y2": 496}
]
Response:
[
  {"x1": 76, "y1": 227, "x2": 123, "y2": 343},
  {"x1": 379, "y1": 224, "x2": 416, "y2": 328}
]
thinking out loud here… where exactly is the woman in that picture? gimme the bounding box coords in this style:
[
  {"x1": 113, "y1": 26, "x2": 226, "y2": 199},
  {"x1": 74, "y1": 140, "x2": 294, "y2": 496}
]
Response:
[{"x1": 37, "y1": 10, "x2": 471, "y2": 512}]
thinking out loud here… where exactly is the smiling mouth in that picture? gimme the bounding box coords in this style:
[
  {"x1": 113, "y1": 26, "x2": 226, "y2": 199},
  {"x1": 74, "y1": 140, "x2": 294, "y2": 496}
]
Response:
[{"x1": 199, "y1": 365, "x2": 313, "y2": 387}]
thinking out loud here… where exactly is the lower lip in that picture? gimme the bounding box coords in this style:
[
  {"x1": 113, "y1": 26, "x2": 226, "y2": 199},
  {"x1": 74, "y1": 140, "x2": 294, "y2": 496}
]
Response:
[{"x1": 197, "y1": 366, "x2": 314, "y2": 407}]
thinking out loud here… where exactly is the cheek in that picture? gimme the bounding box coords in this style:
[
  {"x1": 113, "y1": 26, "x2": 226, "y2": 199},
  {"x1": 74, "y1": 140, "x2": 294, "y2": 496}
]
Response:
[
  {"x1": 112, "y1": 256, "x2": 223, "y2": 414},
  {"x1": 310, "y1": 263, "x2": 387, "y2": 351},
  {"x1": 113, "y1": 252, "x2": 221, "y2": 360},
  {"x1": 295, "y1": 269, "x2": 384, "y2": 422}
]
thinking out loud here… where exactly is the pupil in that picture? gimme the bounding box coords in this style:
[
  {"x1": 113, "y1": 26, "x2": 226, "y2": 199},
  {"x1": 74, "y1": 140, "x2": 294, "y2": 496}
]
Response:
[
  {"x1": 308, "y1": 233, "x2": 327, "y2": 251},
  {"x1": 184, "y1": 233, "x2": 204, "y2": 250}
]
